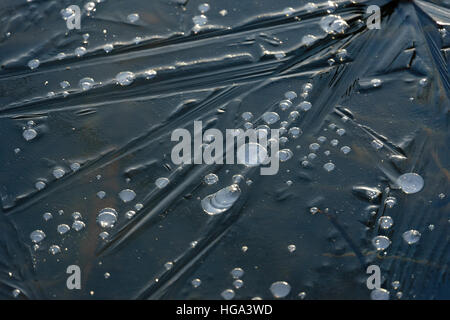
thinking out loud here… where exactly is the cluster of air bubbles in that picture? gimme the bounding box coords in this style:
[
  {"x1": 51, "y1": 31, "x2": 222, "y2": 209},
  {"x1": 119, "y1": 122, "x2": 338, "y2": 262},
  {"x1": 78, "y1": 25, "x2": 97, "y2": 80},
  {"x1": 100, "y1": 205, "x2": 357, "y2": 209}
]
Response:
[
  {"x1": 262, "y1": 112, "x2": 280, "y2": 125},
  {"x1": 274, "y1": 52, "x2": 286, "y2": 60},
  {"x1": 56, "y1": 224, "x2": 70, "y2": 235},
  {"x1": 118, "y1": 189, "x2": 136, "y2": 202},
  {"x1": 320, "y1": 15, "x2": 348, "y2": 34},
  {"x1": 384, "y1": 196, "x2": 397, "y2": 208},
  {"x1": 325, "y1": 0, "x2": 338, "y2": 13},
  {"x1": 396, "y1": 173, "x2": 424, "y2": 194},
  {"x1": 301, "y1": 34, "x2": 318, "y2": 47},
  {"x1": 164, "y1": 261, "x2": 174, "y2": 270},
  {"x1": 97, "y1": 208, "x2": 118, "y2": 228},
  {"x1": 79, "y1": 77, "x2": 95, "y2": 90},
  {"x1": 282, "y1": 7, "x2": 295, "y2": 16},
  {"x1": 241, "y1": 112, "x2": 253, "y2": 121},
  {"x1": 74, "y1": 46, "x2": 87, "y2": 57},
  {"x1": 354, "y1": 186, "x2": 381, "y2": 201},
  {"x1": 198, "y1": 3, "x2": 210, "y2": 13},
  {"x1": 12, "y1": 289, "x2": 21, "y2": 298},
  {"x1": 323, "y1": 162, "x2": 335, "y2": 172},
  {"x1": 190, "y1": 240, "x2": 199, "y2": 248},
  {"x1": 103, "y1": 44, "x2": 114, "y2": 53},
  {"x1": 49, "y1": 245, "x2": 61, "y2": 255},
  {"x1": 278, "y1": 149, "x2": 293, "y2": 162},
  {"x1": 419, "y1": 78, "x2": 428, "y2": 87},
  {"x1": 233, "y1": 279, "x2": 244, "y2": 289},
  {"x1": 371, "y1": 139, "x2": 383, "y2": 150},
  {"x1": 371, "y1": 288, "x2": 390, "y2": 300},
  {"x1": 125, "y1": 210, "x2": 136, "y2": 219},
  {"x1": 220, "y1": 267, "x2": 245, "y2": 298},
  {"x1": 279, "y1": 100, "x2": 293, "y2": 111},
  {"x1": 392, "y1": 281, "x2": 400, "y2": 290},
  {"x1": 340, "y1": 146, "x2": 351, "y2": 154},
  {"x1": 310, "y1": 207, "x2": 319, "y2": 214},
  {"x1": 116, "y1": 71, "x2": 135, "y2": 86},
  {"x1": 370, "y1": 78, "x2": 382, "y2": 88},
  {"x1": 193, "y1": 15, "x2": 208, "y2": 27},
  {"x1": 60, "y1": 80, "x2": 70, "y2": 89},
  {"x1": 72, "y1": 219, "x2": 85, "y2": 232},
  {"x1": 30, "y1": 230, "x2": 46, "y2": 243},
  {"x1": 285, "y1": 91, "x2": 297, "y2": 100},
  {"x1": 204, "y1": 173, "x2": 219, "y2": 185},
  {"x1": 52, "y1": 167, "x2": 66, "y2": 179},
  {"x1": 43, "y1": 212, "x2": 53, "y2": 221},
  {"x1": 145, "y1": 69, "x2": 157, "y2": 79},
  {"x1": 57, "y1": 52, "x2": 66, "y2": 60},
  {"x1": 336, "y1": 128, "x2": 345, "y2": 136},
  {"x1": 232, "y1": 174, "x2": 244, "y2": 185},
  {"x1": 61, "y1": 7, "x2": 75, "y2": 20},
  {"x1": 191, "y1": 278, "x2": 202, "y2": 288},
  {"x1": 201, "y1": 184, "x2": 241, "y2": 215},
  {"x1": 99, "y1": 231, "x2": 109, "y2": 240},
  {"x1": 231, "y1": 267, "x2": 244, "y2": 279},
  {"x1": 336, "y1": 48, "x2": 347, "y2": 62},
  {"x1": 378, "y1": 216, "x2": 394, "y2": 229},
  {"x1": 221, "y1": 289, "x2": 235, "y2": 300},
  {"x1": 85, "y1": 1, "x2": 96, "y2": 13},
  {"x1": 155, "y1": 177, "x2": 170, "y2": 189},
  {"x1": 82, "y1": 33, "x2": 90, "y2": 44},
  {"x1": 193, "y1": 4, "x2": 209, "y2": 30},
  {"x1": 270, "y1": 281, "x2": 291, "y2": 298},
  {"x1": 304, "y1": 2, "x2": 318, "y2": 12},
  {"x1": 372, "y1": 235, "x2": 391, "y2": 250},
  {"x1": 279, "y1": 136, "x2": 288, "y2": 145},
  {"x1": 127, "y1": 13, "x2": 139, "y2": 23},
  {"x1": 289, "y1": 127, "x2": 302, "y2": 139},
  {"x1": 305, "y1": 151, "x2": 316, "y2": 160},
  {"x1": 97, "y1": 191, "x2": 106, "y2": 199},
  {"x1": 27, "y1": 58, "x2": 40, "y2": 70},
  {"x1": 298, "y1": 101, "x2": 312, "y2": 111},
  {"x1": 302, "y1": 83, "x2": 313, "y2": 97},
  {"x1": 402, "y1": 230, "x2": 421, "y2": 245},
  {"x1": 22, "y1": 120, "x2": 38, "y2": 141}
]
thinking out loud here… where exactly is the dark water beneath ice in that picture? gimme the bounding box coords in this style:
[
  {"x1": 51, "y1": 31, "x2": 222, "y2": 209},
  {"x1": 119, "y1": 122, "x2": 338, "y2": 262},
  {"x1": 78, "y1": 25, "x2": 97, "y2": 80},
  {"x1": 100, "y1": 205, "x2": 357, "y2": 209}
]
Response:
[{"x1": 0, "y1": 0, "x2": 448, "y2": 299}]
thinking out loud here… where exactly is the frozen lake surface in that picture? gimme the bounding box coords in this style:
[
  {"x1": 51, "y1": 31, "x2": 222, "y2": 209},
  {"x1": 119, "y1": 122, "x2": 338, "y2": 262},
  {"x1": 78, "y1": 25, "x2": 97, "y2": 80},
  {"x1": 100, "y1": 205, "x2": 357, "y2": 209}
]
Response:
[{"x1": 0, "y1": 0, "x2": 448, "y2": 299}]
